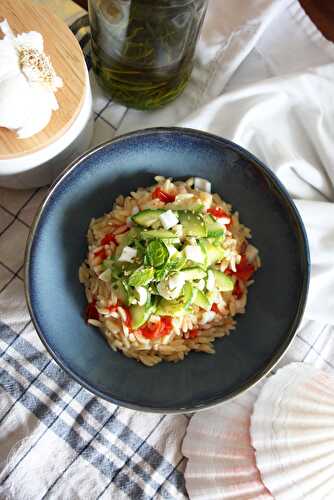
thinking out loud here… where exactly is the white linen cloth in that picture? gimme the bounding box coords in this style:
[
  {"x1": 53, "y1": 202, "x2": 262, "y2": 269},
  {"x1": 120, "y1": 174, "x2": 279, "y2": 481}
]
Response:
[{"x1": 1, "y1": 1, "x2": 334, "y2": 499}]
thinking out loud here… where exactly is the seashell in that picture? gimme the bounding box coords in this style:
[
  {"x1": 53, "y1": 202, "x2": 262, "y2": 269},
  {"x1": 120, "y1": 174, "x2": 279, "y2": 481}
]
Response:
[
  {"x1": 183, "y1": 385, "x2": 272, "y2": 499},
  {"x1": 251, "y1": 363, "x2": 334, "y2": 500}
]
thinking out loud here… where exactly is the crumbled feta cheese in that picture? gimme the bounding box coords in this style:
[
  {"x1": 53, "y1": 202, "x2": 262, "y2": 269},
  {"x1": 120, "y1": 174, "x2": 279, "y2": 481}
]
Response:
[
  {"x1": 216, "y1": 216, "x2": 231, "y2": 226},
  {"x1": 136, "y1": 286, "x2": 148, "y2": 306},
  {"x1": 159, "y1": 210, "x2": 179, "y2": 230},
  {"x1": 194, "y1": 177, "x2": 211, "y2": 193},
  {"x1": 200, "y1": 311, "x2": 216, "y2": 325},
  {"x1": 118, "y1": 246, "x2": 137, "y2": 263},
  {"x1": 185, "y1": 245, "x2": 204, "y2": 264},
  {"x1": 206, "y1": 270, "x2": 215, "y2": 291},
  {"x1": 168, "y1": 273, "x2": 185, "y2": 291},
  {"x1": 157, "y1": 273, "x2": 184, "y2": 300}
]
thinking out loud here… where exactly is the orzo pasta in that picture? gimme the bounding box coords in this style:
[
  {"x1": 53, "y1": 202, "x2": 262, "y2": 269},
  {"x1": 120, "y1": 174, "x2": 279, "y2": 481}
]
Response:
[{"x1": 79, "y1": 176, "x2": 260, "y2": 366}]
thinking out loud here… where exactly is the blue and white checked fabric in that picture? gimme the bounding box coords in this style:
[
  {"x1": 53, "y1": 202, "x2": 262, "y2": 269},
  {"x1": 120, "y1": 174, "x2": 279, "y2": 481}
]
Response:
[{"x1": 1, "y1": 1, "x2": 334, "y2": 499}]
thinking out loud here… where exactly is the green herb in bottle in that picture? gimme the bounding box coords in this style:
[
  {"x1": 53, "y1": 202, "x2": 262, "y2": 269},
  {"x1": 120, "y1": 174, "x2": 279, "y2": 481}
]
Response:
[{"x1": 88, "y1": 0, "x2": 208, "y2": 110}]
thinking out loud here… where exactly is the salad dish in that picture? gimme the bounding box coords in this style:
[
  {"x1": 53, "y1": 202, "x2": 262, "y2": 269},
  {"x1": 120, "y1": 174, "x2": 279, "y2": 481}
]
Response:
[{"x1": 79, "y1": 176, "x2": 261, "y2": 366}]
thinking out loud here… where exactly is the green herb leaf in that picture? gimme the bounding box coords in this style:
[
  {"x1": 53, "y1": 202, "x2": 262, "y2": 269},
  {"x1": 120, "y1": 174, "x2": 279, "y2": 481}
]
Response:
[
  {"x1": 168, "y1": 252, "x2": 187, "y2": 272},
  {"x1": 128, "y1": 266, "x2": 154, "y2": 287},
  {"x1": 146, "y1": 240, "x2": 169, "y2": 268}
]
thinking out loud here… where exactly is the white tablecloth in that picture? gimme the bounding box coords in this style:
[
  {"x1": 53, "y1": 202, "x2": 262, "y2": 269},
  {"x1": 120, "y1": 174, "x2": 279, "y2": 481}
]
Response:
[{"x1": 1, "y1": 1, "x2": 334, "y2": 498}]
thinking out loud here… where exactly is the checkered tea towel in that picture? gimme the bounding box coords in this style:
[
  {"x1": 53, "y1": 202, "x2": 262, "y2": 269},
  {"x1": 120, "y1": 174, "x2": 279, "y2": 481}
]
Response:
[{"x1": 1, "y1": 1, "x2": 334, "y2": 499}]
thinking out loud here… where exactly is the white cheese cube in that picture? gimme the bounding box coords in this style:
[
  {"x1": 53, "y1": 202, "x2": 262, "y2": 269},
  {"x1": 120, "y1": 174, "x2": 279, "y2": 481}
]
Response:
[
  {"x1": 168, "y1": 273, "x2": 185, "y2": 291},
  {"x1": 185, "y1": 245, "x2": 204, "y2": 264},
  {"x1": 159, "y1": 210, "x2": 179, "y2": 230},
  {"x1": 216, "y1": 216, "x2": 231, "y2": 226},
  {"x1": 118, "y1": 246, "x2": 137, "y2": 263},
  {"x1": 157, "y1": 274, "x2": 184, "y2": 300},
  {"x1": 135, "y1": 286, "x2": 148, "y2": 306},
  {"x1": 200, "y1": 311, "x2": 216, "y2": 325}
]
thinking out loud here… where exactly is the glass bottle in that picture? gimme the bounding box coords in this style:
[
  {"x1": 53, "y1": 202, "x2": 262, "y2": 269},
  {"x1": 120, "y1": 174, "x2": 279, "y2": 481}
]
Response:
[{"x1": 88, "y1": 0, "x2": 208, "y2": 110}]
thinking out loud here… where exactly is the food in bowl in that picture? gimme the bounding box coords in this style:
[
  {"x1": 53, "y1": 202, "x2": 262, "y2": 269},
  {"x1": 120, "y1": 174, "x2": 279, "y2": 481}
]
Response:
[{"x1": 79, "y1": 176, "x2": 260, "y2": 366}]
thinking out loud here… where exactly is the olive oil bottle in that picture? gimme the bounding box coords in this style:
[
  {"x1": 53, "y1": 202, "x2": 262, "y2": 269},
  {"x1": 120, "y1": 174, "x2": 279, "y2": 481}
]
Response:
[{"x1": 88, "y1": 0, "x2": 208, "y2": 110}]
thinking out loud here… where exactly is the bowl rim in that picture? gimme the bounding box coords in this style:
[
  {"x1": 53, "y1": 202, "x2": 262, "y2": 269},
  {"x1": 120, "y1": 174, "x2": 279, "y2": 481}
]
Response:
[{"x1": 25, "y1": 126, "x2": 310, "y2": 414}]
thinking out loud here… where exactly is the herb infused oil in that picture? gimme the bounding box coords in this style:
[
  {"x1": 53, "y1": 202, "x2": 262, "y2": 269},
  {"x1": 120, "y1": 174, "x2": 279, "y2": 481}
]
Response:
[{"x1": 89, "y1": 0, "x2": 208, "y2": 110}]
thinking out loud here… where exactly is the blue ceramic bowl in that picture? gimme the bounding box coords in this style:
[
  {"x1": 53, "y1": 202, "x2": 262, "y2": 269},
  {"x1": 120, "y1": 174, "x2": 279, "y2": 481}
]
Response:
[{"x1": 25, "y1": 128, "x2": 310, "y2": 413}]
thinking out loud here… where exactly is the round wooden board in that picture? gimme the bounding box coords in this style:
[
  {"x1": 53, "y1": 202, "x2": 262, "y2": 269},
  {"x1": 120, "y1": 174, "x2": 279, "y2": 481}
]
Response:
[{"x1": 0, "y1": 0, "x2": 86, "y2": 160}]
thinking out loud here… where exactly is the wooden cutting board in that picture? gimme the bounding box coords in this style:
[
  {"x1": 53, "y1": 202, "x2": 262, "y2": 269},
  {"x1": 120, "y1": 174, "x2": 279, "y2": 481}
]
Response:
[{"x1": 0, "y1": 0, "x2": 86, "y2": 160}]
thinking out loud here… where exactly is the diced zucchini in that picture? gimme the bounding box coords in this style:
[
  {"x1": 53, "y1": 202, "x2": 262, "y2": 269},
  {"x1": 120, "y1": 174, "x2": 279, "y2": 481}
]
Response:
[
  {"x1": 173, "y1": 203, "x2": 204, "y2": 213},
  {"x1": 161, "y1": 238, "x2": 180, "y2": 245},
  {"x1": 178, "y1": 211, "x2": 207, "y2": 237},
  {"x1": 141, "y1": 229, "x2": 177, "y2": 240},
  {"x1": 181, "y1": 267, "x2": 206, "y2": 280},
  {"x1": 192, "y1": 288, "x2": 211, "y2": 310},
  {"x1": 167, "y1": 252, "x2": 187, "y2": 273},
  {"x1": 212, "y1": 269, "x2": 234, "y2": 291},
  {"x1": 204, "y1": 215, "x2": 226, "y2": 238},
  {"x1": 200, "y1": 239, "x2": 225, "y2": 266},
  {"x1": 111, "y1": 280, "x2": 129, "y2": 305},
  {"x1": 156, "y1": 282, "x2": 193, "y2": 316},
  {"x1": 132, "y1": 209, "x2": 165, "y2": 227},
  {"x1": 130, "y1": 304, "x2": 151, "y2": 329}
]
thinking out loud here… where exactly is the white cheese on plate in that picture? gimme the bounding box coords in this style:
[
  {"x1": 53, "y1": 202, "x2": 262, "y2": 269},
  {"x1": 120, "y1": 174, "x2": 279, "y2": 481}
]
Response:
[
  {"x1": 185, "y1": 245, "x2": 204, "y2": 264},
  {"x1": 168, "y1": 273, "x2": 185, "y2": 291},
  {"x1": 159, "y1": 210, "x2": 179, "y2": 230},
  {"x1": 135, "y1": 286, "x2": 148, "y2": 306},
  {"x1": 118, "y1": 246, "x2": 137, "y2": 263},
  {"x1": 216, "y1": 216, "x2": 231, "y2": 226},
  {"x1": 157, "y1": 274, "x2": 184, "y2": 300}
]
